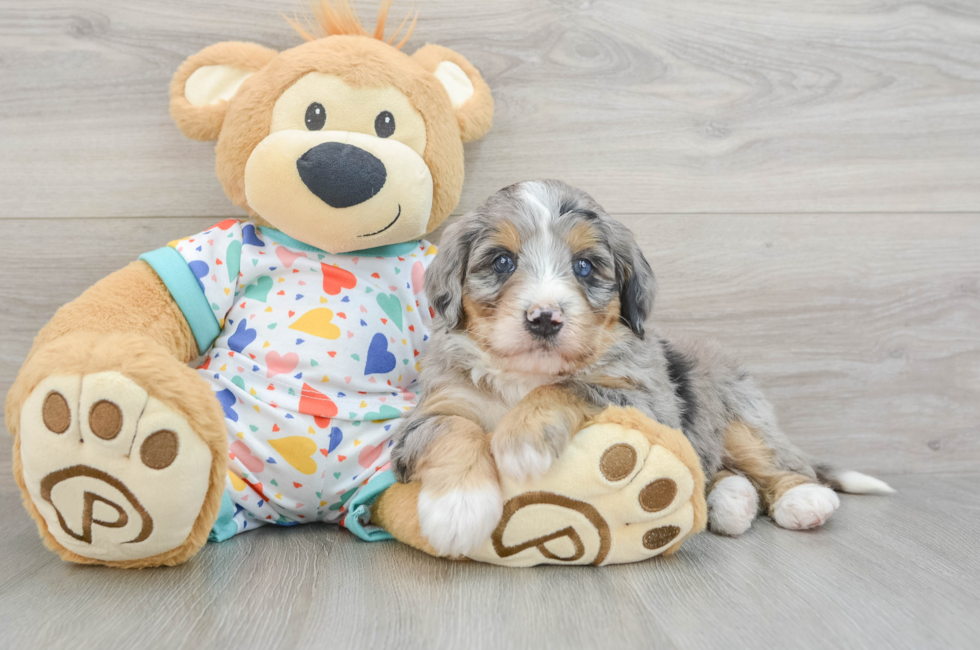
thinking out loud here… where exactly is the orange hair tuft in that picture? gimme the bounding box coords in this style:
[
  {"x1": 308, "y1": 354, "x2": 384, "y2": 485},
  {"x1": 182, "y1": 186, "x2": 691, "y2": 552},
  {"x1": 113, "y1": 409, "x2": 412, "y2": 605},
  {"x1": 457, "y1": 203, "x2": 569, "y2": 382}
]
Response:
[{"x1": 285, "y1": 0, "x2": 418, "y2": 50}]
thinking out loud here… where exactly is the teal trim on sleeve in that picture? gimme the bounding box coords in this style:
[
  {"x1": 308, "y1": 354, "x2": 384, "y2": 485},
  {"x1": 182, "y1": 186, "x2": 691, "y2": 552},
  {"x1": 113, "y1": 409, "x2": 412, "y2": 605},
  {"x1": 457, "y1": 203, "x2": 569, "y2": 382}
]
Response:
[
  {"x1": 208, "y1": 491, "x2": 238, "y2": 543},
  {"x1": 345, "y1": 470, "x2": 396, "y2": 542},
  {"x1": 139, "y1": 246, "x2": 221, "y2": 355},
  {"x1": 258, "y1": 226, "x2": 419, "y2": 258}
]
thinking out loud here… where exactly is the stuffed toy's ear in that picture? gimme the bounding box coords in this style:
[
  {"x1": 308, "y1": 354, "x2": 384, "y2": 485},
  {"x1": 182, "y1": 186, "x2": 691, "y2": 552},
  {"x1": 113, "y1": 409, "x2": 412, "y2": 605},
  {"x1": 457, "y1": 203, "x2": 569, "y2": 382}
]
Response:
[
  {"x1": 170, "y1": 41, "x2": 278, "y2": 141},
  {"x1": 412, "y1": 44, "x2": 494, "y2": 143}
]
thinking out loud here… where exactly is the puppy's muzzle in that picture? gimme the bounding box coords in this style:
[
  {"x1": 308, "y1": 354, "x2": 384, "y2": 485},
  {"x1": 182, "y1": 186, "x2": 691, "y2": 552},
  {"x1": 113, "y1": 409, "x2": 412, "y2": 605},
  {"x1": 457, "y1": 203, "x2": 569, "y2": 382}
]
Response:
[
  {"x1": 297, "y1": 142, "x2": 387, "y2": 208},
  {"x1": 525, "y1": 306, "x2": 563, "y2": 339}
]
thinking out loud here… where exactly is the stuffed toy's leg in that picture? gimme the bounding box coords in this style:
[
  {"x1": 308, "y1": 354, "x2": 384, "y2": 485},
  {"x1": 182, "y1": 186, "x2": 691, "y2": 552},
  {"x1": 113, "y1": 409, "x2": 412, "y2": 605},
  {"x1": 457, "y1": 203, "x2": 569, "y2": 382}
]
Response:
[
  {"x1": 5, "y1": 262, "x2": 228, "y2": 568},
  {"x1": 373, "y1": 407, "x2": 707, "y2": 566}
]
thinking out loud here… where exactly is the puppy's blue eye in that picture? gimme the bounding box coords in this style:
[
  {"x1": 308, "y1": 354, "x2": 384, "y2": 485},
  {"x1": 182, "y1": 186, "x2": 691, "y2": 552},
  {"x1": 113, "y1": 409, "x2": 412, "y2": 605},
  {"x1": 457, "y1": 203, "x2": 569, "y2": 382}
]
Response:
[
  {"x1": 573, "y1": 259, "x2": 593, "y2": 277},
  {"x1": 492, "y1": 254, "x2": 516, "y2": 274}
]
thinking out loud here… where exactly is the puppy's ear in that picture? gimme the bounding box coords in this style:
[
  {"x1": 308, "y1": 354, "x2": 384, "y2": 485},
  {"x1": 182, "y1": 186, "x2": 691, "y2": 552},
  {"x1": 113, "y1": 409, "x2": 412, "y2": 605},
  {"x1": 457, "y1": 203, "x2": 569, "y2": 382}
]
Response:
[
  {"x1": 426, "y1": 217, "x2": 479, "y2": 329},
  {"x1": 609, "y1": 221, "x2": 657, "y2": 338},
  {"x1": 170, "y1": 42, "x2": 277, "y2": 141}
]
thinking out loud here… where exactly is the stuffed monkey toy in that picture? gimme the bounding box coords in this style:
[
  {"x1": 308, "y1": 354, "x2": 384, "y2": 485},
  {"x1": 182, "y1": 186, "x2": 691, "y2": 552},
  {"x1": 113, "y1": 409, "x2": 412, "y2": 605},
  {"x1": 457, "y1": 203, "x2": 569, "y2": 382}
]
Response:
[{"x1": 5, "y1": 1, "x2": 705, "y2": 568}]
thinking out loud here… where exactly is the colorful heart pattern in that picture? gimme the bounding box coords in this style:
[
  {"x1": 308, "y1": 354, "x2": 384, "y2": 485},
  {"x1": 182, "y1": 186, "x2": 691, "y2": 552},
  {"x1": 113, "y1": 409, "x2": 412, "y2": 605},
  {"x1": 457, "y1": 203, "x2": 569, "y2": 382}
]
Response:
[
  {"x1": 289, "y1": 308, "x2": 340, "y2": 340},
  {"x1": 166, "y1": 221, "x2": 437, "y2": 536},
  {"x1": 411, "y1": 261, "x2": 425, "y2": 295},
  {"x1": 228, "y1": 319, "x2": 257, "y2": 352},
  {"x1": 244, "y1": 275, "x2": 273, "y2": 302},
  {"x1": 321, "y1": 263, "x2": 357, "y2": 295},
  {"x1": 268, "y1": 437, "x2": 318, "y2": 475},
  {"x1": 376, "y1": 293, "x2": 403, "y2": 331},
  {"x1": 230, "y1": 440, "x2": 264, "y2": 472},
  {"x1": 276, "y1": 246, "x2": 307, "y2": 268},
  {"x1": 364, "y1": 333, "x2": 397, "y2": 375},
  {"x1": 265, "y1": 351, "x2": 299, "y2": 378}
]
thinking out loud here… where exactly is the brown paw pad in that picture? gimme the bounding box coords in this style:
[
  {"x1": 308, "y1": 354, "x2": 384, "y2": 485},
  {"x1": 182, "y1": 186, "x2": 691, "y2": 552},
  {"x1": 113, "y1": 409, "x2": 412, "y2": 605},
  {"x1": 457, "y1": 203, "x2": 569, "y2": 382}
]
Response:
[
  {"x1": 643, "y1": 525, "x2": 680, "y2": 550},
  {"x1": 639, "y1": 478, "x2": 677, "y2": 513},
  {"x1": 140, "y1": 430, "x2": 179, "y2": 470},
  {"x1": 42, "y1": 391, "x2": 71, "y2": 434},
  {"x1": 89, "y1": 400, "x2": 123, "y2": 440},
  {"x1": 600, "y1": 443, "x2": 637, "y2": 481},
  {"x1": 33, "y1": 374, "x2": 181, "y2": 471}
]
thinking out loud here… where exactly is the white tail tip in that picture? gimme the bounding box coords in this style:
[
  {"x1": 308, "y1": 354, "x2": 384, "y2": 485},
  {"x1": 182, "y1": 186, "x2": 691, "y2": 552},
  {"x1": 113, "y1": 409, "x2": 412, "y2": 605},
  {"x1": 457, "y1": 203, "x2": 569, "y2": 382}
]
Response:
[{"x1": 835, "y1": 470, "x2": 896, "y2": 495}]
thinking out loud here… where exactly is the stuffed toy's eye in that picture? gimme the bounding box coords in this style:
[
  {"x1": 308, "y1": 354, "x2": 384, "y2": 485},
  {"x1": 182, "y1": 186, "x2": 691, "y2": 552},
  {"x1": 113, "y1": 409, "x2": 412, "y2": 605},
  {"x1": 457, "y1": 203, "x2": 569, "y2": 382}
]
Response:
[
  {"x1": 573, "y1": 259, "x2": 593, "y2": 277},
  {"x1": 305, "y1": 103, "x2": 326, "y2": 131},
  {"x1": 492, "y1": 254, "x2": 516, "y2": 274},
  {"x1": 375, "y1": 111, "x2": 396, "y2": 138}
]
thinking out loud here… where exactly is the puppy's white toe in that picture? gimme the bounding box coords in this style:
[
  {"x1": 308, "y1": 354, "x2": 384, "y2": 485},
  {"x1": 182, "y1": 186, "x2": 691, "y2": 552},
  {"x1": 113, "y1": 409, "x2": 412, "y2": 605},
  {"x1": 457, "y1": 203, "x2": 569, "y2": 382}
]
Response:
[
  {"x1": 493, "y1": 442, "x2": 553, "y2": 483},
  {"x1": 772, "y1": 484, "x2": 840, "y2": 530},
  {"x1": 417, "y1": 485, "x2": 503, "y2": 556},
  {"x1": 707, "y1": 475, "x2": 759, "y2": 536}
]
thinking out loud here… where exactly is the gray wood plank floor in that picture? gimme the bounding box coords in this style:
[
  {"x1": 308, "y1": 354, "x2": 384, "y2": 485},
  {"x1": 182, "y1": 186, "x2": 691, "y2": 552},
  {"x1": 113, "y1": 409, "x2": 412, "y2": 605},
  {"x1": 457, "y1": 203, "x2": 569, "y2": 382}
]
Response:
[
  {"x1": 0, "y1": 463, "x2": 976, "y2": 650},
  {"x1": 1, "y1": 0, "x2": 979, "y2": 648},
  {"x1": 2, "y1": 0, "x2": 980, "y2": 218}
]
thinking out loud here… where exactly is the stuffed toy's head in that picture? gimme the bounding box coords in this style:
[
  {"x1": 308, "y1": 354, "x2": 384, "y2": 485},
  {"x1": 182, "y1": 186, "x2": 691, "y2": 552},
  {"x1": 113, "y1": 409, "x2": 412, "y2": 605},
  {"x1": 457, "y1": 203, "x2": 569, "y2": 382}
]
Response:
[{"x1": 169, "y1": 0, "x2": 493, "y2": 254}]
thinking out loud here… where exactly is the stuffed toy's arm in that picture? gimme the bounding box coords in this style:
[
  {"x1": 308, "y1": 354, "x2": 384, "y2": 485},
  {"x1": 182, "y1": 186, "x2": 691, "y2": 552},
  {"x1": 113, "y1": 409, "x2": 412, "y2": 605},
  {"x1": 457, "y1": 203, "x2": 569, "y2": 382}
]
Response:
[
  {"x1": 30, "y1": 261, "x2": 197, "y2": 365},
  {"x1": 7, "y1": 259, "x2": 199, "y2": 434},
  {"x1": 6, "y1": 252, "x2": 210, "y2": 435}
]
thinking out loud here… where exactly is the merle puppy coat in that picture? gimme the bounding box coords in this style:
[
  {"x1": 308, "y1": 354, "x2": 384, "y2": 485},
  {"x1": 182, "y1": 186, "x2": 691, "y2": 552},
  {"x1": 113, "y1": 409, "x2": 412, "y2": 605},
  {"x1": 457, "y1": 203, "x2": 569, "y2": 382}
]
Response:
[{"x1": 391, "y1": 180, "x2": 892, "y2": 556}]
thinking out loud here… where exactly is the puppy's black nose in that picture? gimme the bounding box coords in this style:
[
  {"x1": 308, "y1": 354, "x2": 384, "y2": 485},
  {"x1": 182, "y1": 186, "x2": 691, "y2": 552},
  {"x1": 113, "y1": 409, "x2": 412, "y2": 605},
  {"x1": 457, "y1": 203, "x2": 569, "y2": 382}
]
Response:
[
  {"x1": 525, "y1": 308, "x2": 563, "y2": 339},
  {"x1": 296, "y1": 142, "x2": 387, "y2": 208}
]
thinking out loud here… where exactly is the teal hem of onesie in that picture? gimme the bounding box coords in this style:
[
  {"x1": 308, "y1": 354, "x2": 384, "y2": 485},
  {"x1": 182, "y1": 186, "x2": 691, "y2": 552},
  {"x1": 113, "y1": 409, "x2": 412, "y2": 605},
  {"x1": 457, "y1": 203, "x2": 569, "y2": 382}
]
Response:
[
  {"x1": 208, "y1": 492, "x2": 238, "y2": 543},
  {"x1": 345, "y1": 470, "x2": 396, "y2": 542},
  {"x1": 139, "y1": 246, "x2": 220, "y2": 355},
  {"x1": 258, "y1": 226, "x2": 419, "y2": 258}
]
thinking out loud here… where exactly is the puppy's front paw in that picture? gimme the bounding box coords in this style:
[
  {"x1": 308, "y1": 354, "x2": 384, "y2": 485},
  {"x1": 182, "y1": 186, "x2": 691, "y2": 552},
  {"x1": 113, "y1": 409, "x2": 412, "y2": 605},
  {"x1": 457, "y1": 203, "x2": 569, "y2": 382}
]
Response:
[
  {"x1": 418, "y1": 484, "x2": 503, "y2": 556},
  {"x1": 491, "y1": 398, "x2": 576, "y2": 483},
  {"x1": 492, "y1": 437, "x2": 554, "y2": 483}
]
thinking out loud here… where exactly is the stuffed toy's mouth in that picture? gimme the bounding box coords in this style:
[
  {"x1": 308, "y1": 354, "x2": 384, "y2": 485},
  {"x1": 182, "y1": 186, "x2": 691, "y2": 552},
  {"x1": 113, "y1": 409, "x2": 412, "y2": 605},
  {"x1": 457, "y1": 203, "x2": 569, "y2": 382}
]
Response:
[{"x1": 243, "y1": 130, "x2": 433, "y2": 254}]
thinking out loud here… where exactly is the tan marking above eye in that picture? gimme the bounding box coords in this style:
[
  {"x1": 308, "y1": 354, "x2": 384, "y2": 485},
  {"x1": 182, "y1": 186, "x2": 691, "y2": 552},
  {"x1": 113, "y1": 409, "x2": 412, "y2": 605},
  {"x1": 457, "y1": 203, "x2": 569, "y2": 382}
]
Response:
[
  {"x1": 89, "y1": 400, "x2": 123, "y2": 440},
  {"x1": 42, "y1": 391, "x2": 71, "y2": 434},
  {"x1": 567, "y1": 221, "x2": 600, "y2": 255},
  {"x1": 490, "y1": 220, "x2": 522, "y2": 253},
  {"x1": 269, "y1": 73, "x2": 426, "y2": 156},
  {"x1": 140, "y1": 430, "x2": 179, "y2": 470},
  {"x1": 599, "y1": 443, "x2": 637, "y2": 481}
]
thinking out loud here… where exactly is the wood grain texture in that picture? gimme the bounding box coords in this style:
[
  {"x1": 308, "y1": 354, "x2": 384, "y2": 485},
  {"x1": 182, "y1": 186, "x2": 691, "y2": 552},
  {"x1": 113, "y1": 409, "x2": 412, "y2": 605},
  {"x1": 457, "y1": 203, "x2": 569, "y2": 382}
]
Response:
[
  {"x1": 2, "y1": 1, "x2": 979, "y2": 646},
  {"x1": 1, "y1": 214, "x2": 977, "y2": 474},
  {"x1": 0, "y1": 456, "x2": 977, "y2": 650},
  {"x1": 2, "y1": 0, "x2": 980, "y2": 218}
]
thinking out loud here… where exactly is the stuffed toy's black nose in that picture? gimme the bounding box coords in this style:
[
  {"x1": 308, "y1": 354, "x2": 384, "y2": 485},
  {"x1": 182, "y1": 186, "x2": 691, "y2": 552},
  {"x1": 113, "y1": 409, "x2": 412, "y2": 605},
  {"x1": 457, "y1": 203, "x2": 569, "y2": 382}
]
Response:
[{"x1": 296, "y1": 142, "x2": 387, "y2": 208}]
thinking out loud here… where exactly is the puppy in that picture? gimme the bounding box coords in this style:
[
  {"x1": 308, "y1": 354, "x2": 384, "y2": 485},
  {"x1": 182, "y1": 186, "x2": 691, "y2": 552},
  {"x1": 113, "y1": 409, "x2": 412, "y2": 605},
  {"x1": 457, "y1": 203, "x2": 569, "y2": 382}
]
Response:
[{"x1": 392, "y1": 180, "x2": 893, "y2": 556}]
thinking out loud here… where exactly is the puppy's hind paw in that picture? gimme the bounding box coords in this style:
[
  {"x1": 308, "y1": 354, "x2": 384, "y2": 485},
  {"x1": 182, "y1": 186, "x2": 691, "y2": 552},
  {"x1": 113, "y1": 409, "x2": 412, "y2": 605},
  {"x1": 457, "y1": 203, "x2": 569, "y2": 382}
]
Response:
[
  {"x1": 707, "y1": 475, "x2": 759, "y2": 537},
  {"x1": 417, "y1": 484, "x2": 503, "y2": 557},
  {"x1": 772, "y1": 484, "x2": 840, "y2": 530}
]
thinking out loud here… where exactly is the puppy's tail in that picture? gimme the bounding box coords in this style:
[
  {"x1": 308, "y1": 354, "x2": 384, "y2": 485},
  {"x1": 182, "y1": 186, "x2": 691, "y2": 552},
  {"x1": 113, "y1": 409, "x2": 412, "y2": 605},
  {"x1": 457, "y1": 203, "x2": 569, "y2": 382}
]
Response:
[{"x1": 815, "y1": 464, "x2": 896, "y2": 495}]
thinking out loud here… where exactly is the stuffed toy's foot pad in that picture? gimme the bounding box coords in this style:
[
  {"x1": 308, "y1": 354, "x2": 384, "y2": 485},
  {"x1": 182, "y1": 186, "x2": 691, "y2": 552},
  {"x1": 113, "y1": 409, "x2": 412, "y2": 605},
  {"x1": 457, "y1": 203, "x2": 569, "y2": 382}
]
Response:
[
  {"x1": 464, "y1": 409, "x2": 706, "y2": 567},
  {"x1": 18, "y1": 372, "x2": 213, "y2": 562}
]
